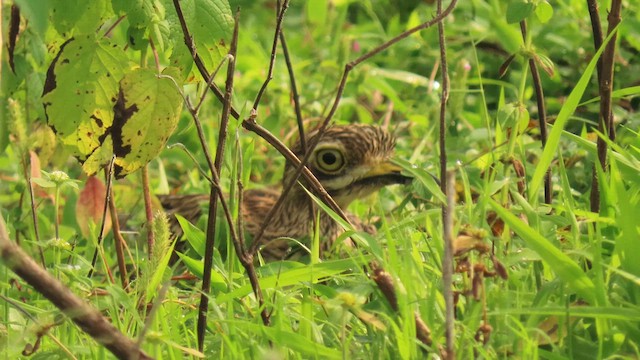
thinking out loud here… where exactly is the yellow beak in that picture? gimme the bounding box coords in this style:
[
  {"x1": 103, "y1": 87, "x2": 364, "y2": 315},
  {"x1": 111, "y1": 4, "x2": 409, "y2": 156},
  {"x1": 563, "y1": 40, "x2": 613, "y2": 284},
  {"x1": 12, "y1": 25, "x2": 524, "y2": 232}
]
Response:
[{"x1": 363, "y1": 160, "x2": 404, "y2": 178}]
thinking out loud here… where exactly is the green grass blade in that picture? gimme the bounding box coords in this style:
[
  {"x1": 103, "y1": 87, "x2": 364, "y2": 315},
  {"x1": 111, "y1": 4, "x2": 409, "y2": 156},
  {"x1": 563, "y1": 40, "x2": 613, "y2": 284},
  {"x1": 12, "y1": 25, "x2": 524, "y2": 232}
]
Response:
[
  {"x1": 488, "y1": 198, "x2": 596, "y2": 304},
  {"x1": 528, "y1": 26, "x2": 619, "y2": 200}
]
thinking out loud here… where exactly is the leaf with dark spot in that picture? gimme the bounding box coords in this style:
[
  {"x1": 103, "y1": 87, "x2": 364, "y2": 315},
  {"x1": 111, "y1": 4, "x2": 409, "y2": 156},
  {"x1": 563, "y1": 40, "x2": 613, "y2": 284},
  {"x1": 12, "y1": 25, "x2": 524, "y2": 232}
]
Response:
[
  {"x1": 105, "y1": 67, "x2": 183, "y2": 178},
  {"x1": 41, "y1": 35, "x2": 129, "y2": 172}
]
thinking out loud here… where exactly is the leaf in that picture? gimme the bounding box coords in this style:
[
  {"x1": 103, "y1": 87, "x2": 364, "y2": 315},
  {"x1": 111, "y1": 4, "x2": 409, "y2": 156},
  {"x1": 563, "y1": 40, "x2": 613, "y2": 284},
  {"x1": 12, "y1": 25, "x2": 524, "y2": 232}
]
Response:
[
  {"x1": 535, "y1": 1, "x2": 554, "y2": 24},
  {"x1": 175, "y1": 253, "x2": 227, "y2": 292},
  {"x1": 488, "y1": 198, "x2": 596, "y2": 304},
  {"x1": 216, "y1": 257, "x2": 371, "y2": 303},
  {"x1": 176, "y1": 214, "x2": 205, "y2": 257},
  {"x1": 112, "y1": 0, "x2": 155, "y2": 28},
  {"x1": 498, "y1": 53, "x2": 516, "y2": 78},
  {"x1": 165, "y1": 0, "x2": 233, "y2": 80},
  {"x1": 31, "y1": 177, "x2": 55, "y2": 188},
  {"x1": 104, "y1": 67, "x2": 184, "y2": 177},
  {"x1": 534, "y1": 53, "x2": 555, "y2": 77},
  {"x1": 42, "y1": 34, "x2": 130, "y2": 164},
  {"x1": 528, "y1": 27, "x2": 619, "y2": 199},
  {"x1": 13, "y1": 0, "x2": 50, "y2": 37},
  {"x1": 579, "y1": 86, "x2": 640, "y2": 106},
  {"x1": 506, "y1": 1, "x2": 535, "y2": 24},
  {"x1": 394, "y1": 158, "x2": 445, "y2": 205},
  {"x1": 76, "y1": 176, "x2": 111, "y2": 238},
  {"x1": 50, "y1": 0, "x2": 107, "y2": 35}
]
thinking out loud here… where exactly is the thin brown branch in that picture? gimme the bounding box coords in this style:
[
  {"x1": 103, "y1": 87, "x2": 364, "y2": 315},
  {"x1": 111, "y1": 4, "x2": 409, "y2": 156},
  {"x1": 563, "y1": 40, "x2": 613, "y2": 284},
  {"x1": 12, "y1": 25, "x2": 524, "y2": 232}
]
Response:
[
  {"x1": 102, "y1": 15, "x2": 125, "y2": 38},
  {"x1": 586, "y1": 0, "x2": 604, "y2": 80},
  {"x1": 88, "y1": 157, "x2": 116, "y2": 285},
  {"x1": 443, "y1": 171, "x2": 455, "y2": 359},
  {"x1": 519, "y1": 21, "x2": 551, "y2": 204},
  {"x1": 0, "y1": 215, "x2": 150, "y2": 359},
  {"x1": 588, "y1": 0, "x2": 623, "y2": 212},
  {"x1": 437, "y1": 0, "x2": 454, "y2": 356},
  {"x1": 252, "y1": 0, "x2": 290, "y2": 109},
  {"x1": 197, "y1": 9, "x2": 243, "y2": 350},
  {"x1": 279, "y1": 31, "x2": 305, "y2": 150},
  {"x1": 171, "y1": 0, "x2": 240, "y2": 119},
  {"x1": 109, "y1": 185, "x2": 128, "y2": 290},
  {"x1": 25, "y1": 160, "x2": 45, "y2": 267}
]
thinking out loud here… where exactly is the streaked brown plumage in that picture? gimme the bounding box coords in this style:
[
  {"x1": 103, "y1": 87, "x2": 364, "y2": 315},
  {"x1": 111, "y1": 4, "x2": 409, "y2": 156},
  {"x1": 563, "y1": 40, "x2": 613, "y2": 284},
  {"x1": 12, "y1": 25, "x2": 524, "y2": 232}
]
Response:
[{"x1": 160, "y1": 124, "x2": 411, "y2": 261}]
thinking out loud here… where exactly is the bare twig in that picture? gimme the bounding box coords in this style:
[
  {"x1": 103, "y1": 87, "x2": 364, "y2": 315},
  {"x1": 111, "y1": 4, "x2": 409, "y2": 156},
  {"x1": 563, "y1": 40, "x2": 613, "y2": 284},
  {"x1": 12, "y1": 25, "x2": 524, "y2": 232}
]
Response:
[
  {"x1": 102, "y1": 15, "x2": 125, "y2": 38},
  {"x1": 437, "y1": 0, "x2": 454, "y2": 356},
  {"x1": 26, "y1": 162, "x2": 45, "y2": 267},
  {"x1": 109, "y1": 185, "x2": 128, "y2": 289},
  {"x1": 519, "y1": 21, "x2": 551, "y2": 204},
  {"x1": 588, "y1": 0, "x2": 623, "y2": 212},
  {"x1": 196, "y1": 9, "x2": 243, "y2": 350},
  {"x1": 88, "y1": 157, "x2": 116, "y2": 285},
  {"x1": 443, "y1": 171, "x2": 456, "y2": 358},
  {"x1": 279, "y1": 30, "x2": 305, "y2": 150},
  {"x1": 0, "y1": 215, "x2": 150, "y2": 359},
  {"x1": 172, "y1": 0, "x2": 240, "y2": 119},
  {"x1": 253, "y1": 0, "x2": 290, "y2": 109}
]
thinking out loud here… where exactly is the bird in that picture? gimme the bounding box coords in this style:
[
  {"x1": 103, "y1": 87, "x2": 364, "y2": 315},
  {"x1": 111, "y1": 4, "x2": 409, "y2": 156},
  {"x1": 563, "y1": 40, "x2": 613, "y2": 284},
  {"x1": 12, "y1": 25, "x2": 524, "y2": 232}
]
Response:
[{"x1": 159, "y1": 124, "x2": 412, "y2": 261}]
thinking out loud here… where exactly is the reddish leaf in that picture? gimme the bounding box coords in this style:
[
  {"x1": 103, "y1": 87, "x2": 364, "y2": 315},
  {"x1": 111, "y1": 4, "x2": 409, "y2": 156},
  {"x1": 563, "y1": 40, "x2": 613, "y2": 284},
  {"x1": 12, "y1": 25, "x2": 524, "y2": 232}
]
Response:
[
  {"x1": 76, "y1": 176, "x2": 111, "y2": 237},
  {"x1": 29, "y1": 151, "x2": 52, "y2": 200}
]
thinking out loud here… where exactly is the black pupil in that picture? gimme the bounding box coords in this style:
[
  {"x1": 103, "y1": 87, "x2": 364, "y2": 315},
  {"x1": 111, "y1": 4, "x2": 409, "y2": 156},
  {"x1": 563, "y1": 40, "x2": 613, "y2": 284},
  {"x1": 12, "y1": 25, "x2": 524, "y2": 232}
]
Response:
[{"x1": 322, "y1": 152, "x2": 337, "y2": 165}]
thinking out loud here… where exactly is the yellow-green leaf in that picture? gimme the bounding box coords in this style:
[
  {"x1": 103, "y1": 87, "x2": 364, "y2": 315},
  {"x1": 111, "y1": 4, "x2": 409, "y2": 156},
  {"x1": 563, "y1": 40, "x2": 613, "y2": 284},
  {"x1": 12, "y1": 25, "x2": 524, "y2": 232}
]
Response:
[
  {"x1": 43, "y1": 34, "x2": 130, "y2": 162},
  {"x1": 107, "y1": 67, "x2": 184, "y2": 177}
]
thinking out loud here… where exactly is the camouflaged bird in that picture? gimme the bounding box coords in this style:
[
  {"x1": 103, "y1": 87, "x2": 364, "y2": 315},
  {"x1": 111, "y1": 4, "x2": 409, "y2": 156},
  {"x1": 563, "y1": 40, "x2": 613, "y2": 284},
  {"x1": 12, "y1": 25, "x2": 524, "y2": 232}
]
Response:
[{"x1": 159, "y1": 124, "x2": 411, "y2": 261}]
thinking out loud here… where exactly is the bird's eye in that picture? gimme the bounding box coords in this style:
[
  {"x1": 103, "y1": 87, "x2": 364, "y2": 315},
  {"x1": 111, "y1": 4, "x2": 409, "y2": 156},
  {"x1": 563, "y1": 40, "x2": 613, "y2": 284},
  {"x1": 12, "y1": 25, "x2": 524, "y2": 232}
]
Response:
[{"x1": 315, "y1": 148, "x2": 345, "y2": 173}]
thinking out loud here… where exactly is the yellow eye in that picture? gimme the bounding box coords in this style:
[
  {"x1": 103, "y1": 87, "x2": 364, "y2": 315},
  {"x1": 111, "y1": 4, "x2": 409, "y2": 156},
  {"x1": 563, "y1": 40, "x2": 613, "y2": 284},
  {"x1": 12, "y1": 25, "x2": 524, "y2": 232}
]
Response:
[{"x1": 315, "y1": 148, "x2": 345, "y2": 173}]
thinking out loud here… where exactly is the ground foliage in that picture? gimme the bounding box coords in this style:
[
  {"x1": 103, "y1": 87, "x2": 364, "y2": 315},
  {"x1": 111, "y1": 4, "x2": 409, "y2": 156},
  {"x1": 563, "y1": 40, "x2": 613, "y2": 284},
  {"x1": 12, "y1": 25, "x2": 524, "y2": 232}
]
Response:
[{"x1": 1, "y1": 0, "x2": 640, "y2": 358}]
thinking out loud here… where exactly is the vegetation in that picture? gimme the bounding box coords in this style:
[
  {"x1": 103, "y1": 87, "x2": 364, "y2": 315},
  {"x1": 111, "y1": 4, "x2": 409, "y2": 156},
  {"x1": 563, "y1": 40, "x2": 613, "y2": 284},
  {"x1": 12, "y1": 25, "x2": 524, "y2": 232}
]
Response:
[{"x1": 1, "y1": 0, "x2": 639, "y2": 358}]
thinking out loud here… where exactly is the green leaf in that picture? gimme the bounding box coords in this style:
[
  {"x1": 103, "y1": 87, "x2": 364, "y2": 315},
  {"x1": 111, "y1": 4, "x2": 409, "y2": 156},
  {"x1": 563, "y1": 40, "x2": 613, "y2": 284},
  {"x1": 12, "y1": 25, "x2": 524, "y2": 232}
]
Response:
[
  {"x1": 506, "y1": 1, "x2": 535, "y2": 24},
  {"x1": 232, "y1": 322, "x2": 341, "y2": 359},
  {"x1": 100, "y1": 67, "x2": 184, "y2": 177},
  {"x1": 165, "y1": 0, "x2": 233, "y2": 81},
  {"x1": 112, "y1": 0, "x2": 155, "y2": 28},
  {"x1": 216, "y1": 257, "x2": 370, "y2": 303},
  {"x1": 13, "y1": 0, "x2": 50, "y2": 37},
  {"x1": 175, "y1": 253, "x2": 227, "y2": 292},
  {"x1": 394, "y1": 158, "x2": 445, "y2": 205},
  {"x1": 176, "y1": 214, "x2": 205, "y2": 257},
  {"x1": 528, "y1": 26, "x2": 619, "y2": 199},
  {"x1": 31, "y1": 177, "x2": 56, "y2": 188},
  {"x1": 579, "y1": 86, "x2": 640, "y2": 106},
  {"x1": 488, "y1": 198, "x2": 596, "y2": 304},
  {"x1": 50, "y1": 0, "x2": 107, "y2": 35},
  {"x1": 535, "y1": 1, "x2": 554, "y2": 23}
]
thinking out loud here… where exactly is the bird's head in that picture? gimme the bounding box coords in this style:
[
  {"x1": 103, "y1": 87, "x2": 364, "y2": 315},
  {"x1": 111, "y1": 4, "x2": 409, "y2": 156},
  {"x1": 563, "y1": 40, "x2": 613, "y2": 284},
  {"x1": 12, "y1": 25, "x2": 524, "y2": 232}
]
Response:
[{"x1": 285, "y1": 124, "x2": 412, "y2": 208}]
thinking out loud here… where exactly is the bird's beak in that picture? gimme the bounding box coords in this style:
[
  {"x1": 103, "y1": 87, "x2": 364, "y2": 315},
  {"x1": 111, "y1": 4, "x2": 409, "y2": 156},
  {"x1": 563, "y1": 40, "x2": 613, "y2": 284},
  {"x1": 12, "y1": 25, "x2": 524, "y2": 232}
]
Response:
[{"x1": 362, "y1": 160, "x2": 413, "y2": 185}]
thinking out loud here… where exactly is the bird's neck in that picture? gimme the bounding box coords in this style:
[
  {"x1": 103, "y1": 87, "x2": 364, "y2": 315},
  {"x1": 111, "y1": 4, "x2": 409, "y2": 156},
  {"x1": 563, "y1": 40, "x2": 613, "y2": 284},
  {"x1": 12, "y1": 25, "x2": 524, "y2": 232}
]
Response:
[{"x1": 272, "y1": 185, "x2": 341, "y2": 241}]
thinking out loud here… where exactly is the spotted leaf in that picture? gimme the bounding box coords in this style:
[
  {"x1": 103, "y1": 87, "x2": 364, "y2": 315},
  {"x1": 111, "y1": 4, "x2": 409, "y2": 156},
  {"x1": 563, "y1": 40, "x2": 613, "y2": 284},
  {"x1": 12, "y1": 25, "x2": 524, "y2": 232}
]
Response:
[
  {"x1": 42, "y1": 34, "x2": 129, "y2": 163},
  {"x1": 106, "y1": 67, "x2": 183, "y2": 177}
]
